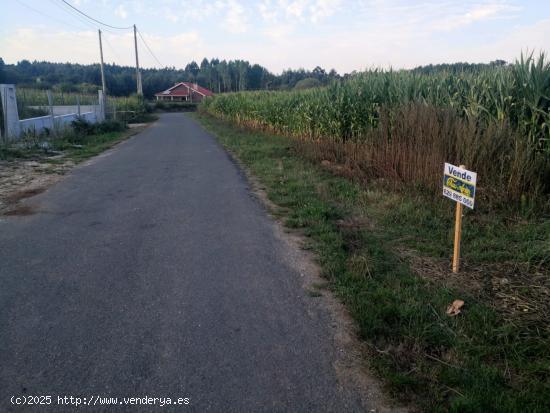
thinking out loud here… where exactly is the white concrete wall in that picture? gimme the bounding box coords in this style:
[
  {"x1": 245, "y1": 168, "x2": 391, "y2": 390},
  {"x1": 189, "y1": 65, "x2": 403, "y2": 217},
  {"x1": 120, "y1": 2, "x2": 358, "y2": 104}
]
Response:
[
  {"x1": 19, "y1": 112, "x2": 97, "y2": 135},
  {"x1": 1, "y1": 84, "x2": 104, "y2": 141},
  {"x1": 19, "y1": 115, "x2": 53, "y2": 134},
  {"x1": 28, "y1": 105, "x2": 96, "y2": 116},
  {"x1": 1, "y1": 84, "x2": 20, "y2": 140}
]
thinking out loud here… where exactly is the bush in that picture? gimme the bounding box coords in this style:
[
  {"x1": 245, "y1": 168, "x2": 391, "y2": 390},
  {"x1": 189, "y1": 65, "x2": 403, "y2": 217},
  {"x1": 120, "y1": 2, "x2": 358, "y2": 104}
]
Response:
[
  {"x1": 96, "y1": 120, "x2": 126, "y2": 133},
  {"x1": 294, "y1": 77, "x2": 322, "y2": 90},
  {"x1": 71, "y1": 117, "x2": 96, "y2": 136},
  {"x1": 154, "y1": 101, "x2": 197, "y2": 112},
  {"x1": 71, "y1": 118, "x2": 126, "y2": 137}
]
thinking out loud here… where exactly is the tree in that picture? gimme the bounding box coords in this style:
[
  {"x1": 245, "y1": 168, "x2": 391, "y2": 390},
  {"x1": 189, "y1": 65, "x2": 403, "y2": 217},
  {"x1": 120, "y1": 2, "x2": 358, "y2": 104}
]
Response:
[
  {"x1": 248, "y1": 64, "x2": 264, "y2": 90},
  {"x1": 0, "y1": 57, "x2": 5, "y2": 83},
  {"x1": 312, "y1": 66, "x2": 327, "y2": 82},
  {"x1": 0, "y1": 58, "x2": 341, "y2": 97},
  {"x1": 294, "y1": 77, "x2": 321, "y2": 90},
  {"x1": 185, "y1": 61, "x2": 200, "y2": 79}
]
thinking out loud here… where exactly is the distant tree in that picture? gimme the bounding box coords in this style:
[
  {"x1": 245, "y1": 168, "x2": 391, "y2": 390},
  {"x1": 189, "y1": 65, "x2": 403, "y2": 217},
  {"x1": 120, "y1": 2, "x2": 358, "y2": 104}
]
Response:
[
  {"x1": 185, "y1": 61, "x2": 200, "y2": 79},
  {"x1": 2, "y1": 58, "x2": 341, "y2": 97},
  {"x1": 58, "y1": 82, "x2": 78, "y2": 93},
  {"x1": 0, "y1": 57, "x2": 4, "y2": 83},
  {"x1": 294, "y1": 77, "x2": 322, "y2": 90},
  {"x1": 312, "y1": 66, "x2": 326, "y2": 81},
  {"x1": 248, "y1": 64, "x2": 264, "y2": 90},
  {"x1": 218, "y1": 60, "x2": 232, "y2": 92}
]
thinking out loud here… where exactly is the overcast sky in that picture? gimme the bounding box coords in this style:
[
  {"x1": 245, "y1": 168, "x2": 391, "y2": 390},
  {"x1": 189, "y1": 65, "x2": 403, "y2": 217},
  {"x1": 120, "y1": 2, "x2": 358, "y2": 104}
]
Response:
[{"x1": 1, "y1": 0, "x2": 549, "y2": 73}]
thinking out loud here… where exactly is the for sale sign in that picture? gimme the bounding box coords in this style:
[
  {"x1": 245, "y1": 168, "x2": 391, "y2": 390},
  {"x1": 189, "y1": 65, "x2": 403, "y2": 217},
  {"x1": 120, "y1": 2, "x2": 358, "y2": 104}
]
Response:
[{"x1": 443, "y1": 163, "x2": 477, "y2": 209}]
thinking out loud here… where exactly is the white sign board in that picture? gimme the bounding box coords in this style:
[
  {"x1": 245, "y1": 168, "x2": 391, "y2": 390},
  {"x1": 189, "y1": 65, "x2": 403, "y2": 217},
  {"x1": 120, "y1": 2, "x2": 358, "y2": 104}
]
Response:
[{"x1": 443, "y1": 163, "x2": 477, "y2": 209}]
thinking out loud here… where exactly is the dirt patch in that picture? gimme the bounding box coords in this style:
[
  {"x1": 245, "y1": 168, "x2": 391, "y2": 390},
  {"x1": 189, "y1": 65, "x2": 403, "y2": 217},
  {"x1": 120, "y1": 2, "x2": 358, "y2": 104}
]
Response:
[
  {"x1": 0, "y1": 158, "x2": 72, "y2": 216},
  {"x1": 399, "y1": 248, "x2": 550, "y2": 331},
  {"x1": 0, "y1": 128, "x2": 146, "y2": 217},
  {"x1": 6, "y1": 186, "x2": 48, "y2": 203},
  {"x1": 128, "y1": 123, "x2": 147, "y2": 128},
  {"x1": 3, "y1": 204, "x2": 36, "y2": 216}
]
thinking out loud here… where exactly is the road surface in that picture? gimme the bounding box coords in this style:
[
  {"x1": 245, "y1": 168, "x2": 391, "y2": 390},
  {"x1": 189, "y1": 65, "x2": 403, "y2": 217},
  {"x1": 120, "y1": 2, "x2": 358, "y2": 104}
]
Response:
[{"x1": 0, "y1": 113, "x2": 367, "y2": 412}]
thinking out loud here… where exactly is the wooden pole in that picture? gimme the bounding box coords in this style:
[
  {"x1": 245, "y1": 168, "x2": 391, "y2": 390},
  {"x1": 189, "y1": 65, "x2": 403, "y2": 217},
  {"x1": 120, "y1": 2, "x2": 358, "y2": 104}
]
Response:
[
  {"x1": 452, "y1": 164, "x2": 466, "y2": 273},
  {"x1": 47, "y1": 90, "x2": 56, "y2": 136},
  {"x1": 98, "y1": 30, "x2": 107, "y2": 95},
  {"x1": 133, "y1": 24, "x2": 143, "y2": 96}
]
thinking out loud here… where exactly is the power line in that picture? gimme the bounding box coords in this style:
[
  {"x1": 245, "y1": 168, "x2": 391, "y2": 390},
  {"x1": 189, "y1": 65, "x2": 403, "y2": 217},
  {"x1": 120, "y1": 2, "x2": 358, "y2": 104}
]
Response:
[
  {"x1": 14, "y1": 0, "x2": 90, "y2": 32},
  {"x1": 54, "y1": 0, "x2": 121, "y2": 36},
  {"x1": 102, "y1": 32, "x2": 124, "y2": 64},
  {"x1": 136, "y1": 28, "x2": 163, "y2": 67},
  {"x1": 49, "y1": 0, "x2": 100, "y2": 31},
  {"x1": 60, "y1": 0, "x2": 133, "y2": 30}
]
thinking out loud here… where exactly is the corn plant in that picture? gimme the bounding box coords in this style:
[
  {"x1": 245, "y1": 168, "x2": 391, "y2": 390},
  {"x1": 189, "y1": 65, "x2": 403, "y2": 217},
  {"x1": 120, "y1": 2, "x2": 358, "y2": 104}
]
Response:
[{"x1": 201, "y1": 53, "x2": 550, "y2": 211}]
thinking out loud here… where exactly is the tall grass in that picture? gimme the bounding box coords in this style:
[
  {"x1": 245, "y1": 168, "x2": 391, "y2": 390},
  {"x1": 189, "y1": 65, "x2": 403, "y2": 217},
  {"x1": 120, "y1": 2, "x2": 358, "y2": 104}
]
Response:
[
  {"x1": 202, "y1": 53, "x2": 550, "y2": 212},
  {"x1": 14, "y1": 88, "x2": 150, "y2": 123},
  {"x1": 16, "y1": 88, "x2": 99, "y2": 106},
  {"x1": 16, "y1": 89, "x2": 149, "y2": 110}
]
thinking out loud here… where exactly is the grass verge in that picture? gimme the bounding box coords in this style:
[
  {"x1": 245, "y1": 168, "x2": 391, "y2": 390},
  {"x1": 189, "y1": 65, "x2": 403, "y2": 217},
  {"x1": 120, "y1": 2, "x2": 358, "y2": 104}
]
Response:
[
  {"x1": 1, "y1": 122, "x2": 150, "y2": 216},
  {"x1": 60, "y1": 128, "x2": 142, "y2": 163},
  {"x1": 1, "y1": 127, "x2": 143, "y2": 163},
  {"x1": 192, "y1": 112, "x2": 549, "y2": 413}
]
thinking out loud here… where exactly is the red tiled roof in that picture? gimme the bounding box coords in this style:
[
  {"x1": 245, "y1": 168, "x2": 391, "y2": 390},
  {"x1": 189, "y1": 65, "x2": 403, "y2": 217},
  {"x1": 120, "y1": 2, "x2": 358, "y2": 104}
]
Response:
[{"x1": 154, "y1": 82, "x2": 214, "y2": 97}]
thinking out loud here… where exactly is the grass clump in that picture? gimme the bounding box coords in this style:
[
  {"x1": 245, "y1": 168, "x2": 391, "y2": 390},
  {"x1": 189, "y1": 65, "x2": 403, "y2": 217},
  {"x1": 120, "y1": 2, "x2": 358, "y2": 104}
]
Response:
[{"x1": 1, "y1": 118, "x2": 135, "y2": 163}]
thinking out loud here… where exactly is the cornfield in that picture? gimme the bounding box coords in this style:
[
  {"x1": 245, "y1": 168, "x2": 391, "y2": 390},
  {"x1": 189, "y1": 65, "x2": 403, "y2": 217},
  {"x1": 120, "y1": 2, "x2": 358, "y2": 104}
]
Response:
[
  {"x1": 15, "y1": 88, "x2": 146, "y2": 111},
  {"x1": 202, "y1": 53, "x2": 550, "y2": 212},
  {"x1": 16, "y1": 88, "x2": 99, "y2": 106},
  {"x1": 14, "y1": 88, "x2": 148, "y2": 122}
]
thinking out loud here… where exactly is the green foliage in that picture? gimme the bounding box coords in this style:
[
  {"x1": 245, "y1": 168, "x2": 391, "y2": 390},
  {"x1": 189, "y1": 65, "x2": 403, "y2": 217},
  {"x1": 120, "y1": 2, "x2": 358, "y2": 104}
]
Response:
[
  {"x1": 1, "y1": 119, "x2": 131, "y2": 161},
  {"x1": 109, "y1": 94, "x2": 150, "y2": 122},
  {"x1": 16, "y1": 88, "x2": 99, "y2": 106},
  {"x1": 201, "y1": 52, "x2": 550, "y2": 212},
  {"x1": 95, "y1": 120, "x2": 126, "y2": 134},
  {"x1": 1, "y1": 58, "x2": 342, "y2": 97},
  {"x1": 71, "y1": 117, "x2": 97, "y2": 136},
  {"x1": 153, "y1": 101, "x2": 198, "y2": 112},
  {"x1": 294, "y1": 77, "x2": 322, "y2": 90},
  {"x1": 71, "y1": 118, "x2": 126, "y2": 138}
]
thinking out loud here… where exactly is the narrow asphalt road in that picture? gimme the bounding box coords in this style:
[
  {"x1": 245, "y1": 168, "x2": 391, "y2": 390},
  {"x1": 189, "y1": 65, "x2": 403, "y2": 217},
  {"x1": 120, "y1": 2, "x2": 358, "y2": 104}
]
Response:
[{"x1": 0, "y1": 113, "x2": 366, "y2": 412}]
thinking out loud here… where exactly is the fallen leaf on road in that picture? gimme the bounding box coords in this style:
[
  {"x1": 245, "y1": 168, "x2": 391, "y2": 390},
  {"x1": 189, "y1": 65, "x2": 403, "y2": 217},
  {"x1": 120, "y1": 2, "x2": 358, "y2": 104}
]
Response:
[{"x1": 446, "y1": 299, "x2": 465, "y2": 316}]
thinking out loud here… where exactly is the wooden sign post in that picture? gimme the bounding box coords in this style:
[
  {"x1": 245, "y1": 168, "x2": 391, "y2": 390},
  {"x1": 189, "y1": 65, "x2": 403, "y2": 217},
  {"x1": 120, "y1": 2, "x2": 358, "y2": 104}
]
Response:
[
  {"x1": 452, "y1": 182, "x2": 464, "y2": 273},
  {"x1": 443, "y1": 163, "x2": 477, "y2": 273}
]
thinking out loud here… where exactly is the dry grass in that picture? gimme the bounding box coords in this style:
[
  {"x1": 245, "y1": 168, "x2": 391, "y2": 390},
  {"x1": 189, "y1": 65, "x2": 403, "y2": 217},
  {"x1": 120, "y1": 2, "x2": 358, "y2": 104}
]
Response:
[
  {"x1": 293, "y1": 104, "x2": 549, "y2": 212},
  {"x1": 202, "y1": 53, "x2": 550, "y2": 213}
]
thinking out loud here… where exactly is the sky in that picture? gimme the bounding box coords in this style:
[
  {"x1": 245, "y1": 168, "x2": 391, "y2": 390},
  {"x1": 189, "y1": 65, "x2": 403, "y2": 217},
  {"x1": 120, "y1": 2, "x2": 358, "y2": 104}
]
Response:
[{"x1": 1, "y1": 0, "x2": 550, "y2": 74}]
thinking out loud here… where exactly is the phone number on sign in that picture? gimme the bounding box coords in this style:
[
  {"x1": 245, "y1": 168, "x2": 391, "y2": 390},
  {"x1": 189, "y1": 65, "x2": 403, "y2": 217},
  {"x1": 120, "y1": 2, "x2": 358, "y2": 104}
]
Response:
[{"x1": 443, "y1": 187, "x2": 474, "y2": 208}]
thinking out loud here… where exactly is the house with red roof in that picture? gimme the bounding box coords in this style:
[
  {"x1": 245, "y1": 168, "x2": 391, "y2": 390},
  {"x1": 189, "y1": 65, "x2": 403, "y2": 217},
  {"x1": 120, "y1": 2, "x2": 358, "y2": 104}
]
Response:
[{"x1": 154, "y1": 82, "x2": 214, "y2": 103}]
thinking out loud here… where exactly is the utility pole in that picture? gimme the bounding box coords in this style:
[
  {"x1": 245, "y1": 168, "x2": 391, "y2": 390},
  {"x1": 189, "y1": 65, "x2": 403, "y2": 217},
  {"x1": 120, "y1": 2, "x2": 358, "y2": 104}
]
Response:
[
  {"x1": 98, "y1": 29, "x2": 107, "y2": 95},
  {"x1": 133, "y1": 24, "x2": 143, "y2": 95}
]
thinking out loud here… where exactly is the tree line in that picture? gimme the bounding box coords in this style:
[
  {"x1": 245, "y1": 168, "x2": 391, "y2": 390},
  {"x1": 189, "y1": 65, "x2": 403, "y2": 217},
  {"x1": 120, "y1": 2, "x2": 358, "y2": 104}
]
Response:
[
  {"x1": 0, "y1": 57, "x2": 342, "y2": 98},
  {"x1": 0, "y1": 57, "x2": 510, "y2": 98}
]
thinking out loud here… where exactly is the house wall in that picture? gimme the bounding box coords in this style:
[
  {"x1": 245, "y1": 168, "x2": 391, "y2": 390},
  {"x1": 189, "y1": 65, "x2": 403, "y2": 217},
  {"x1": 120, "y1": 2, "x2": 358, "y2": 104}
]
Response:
[
  {"x1": 156, "y1": 95, "x2": 191, "y2": 102},
  {"x1": 154, "y1": 83, "x2": 211, "y2": 103}
]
